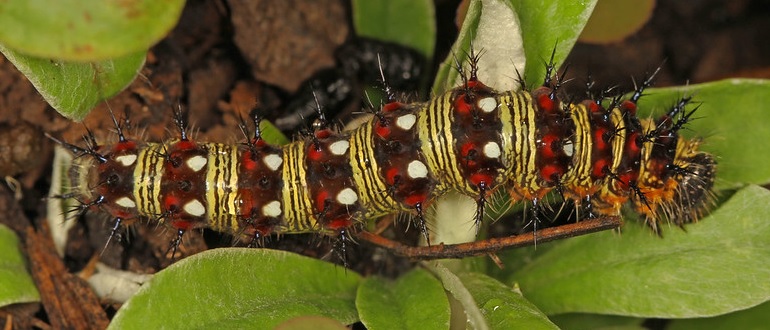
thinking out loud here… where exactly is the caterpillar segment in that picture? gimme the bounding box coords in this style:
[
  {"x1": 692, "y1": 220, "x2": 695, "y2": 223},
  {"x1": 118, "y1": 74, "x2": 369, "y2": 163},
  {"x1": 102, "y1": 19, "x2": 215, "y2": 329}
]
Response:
[{"x1": 63, "y1": 61, "x2": 716, "y2": 260}]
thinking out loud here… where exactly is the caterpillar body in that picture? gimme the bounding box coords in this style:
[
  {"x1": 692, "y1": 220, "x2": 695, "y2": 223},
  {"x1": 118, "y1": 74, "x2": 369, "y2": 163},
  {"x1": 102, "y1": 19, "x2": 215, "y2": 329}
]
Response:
[{"x1": 63, "y1": 58, "x2": 716, "y2": 258}]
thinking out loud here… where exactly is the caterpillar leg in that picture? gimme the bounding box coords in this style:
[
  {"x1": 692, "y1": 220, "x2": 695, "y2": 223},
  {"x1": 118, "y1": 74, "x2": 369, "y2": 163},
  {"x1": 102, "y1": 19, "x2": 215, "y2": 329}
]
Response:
[
  {"x1": 333, "y1": 228, "x2": 353, "y2": 269},
  {"x1": 165, "y1": 229, "x2": 186, "y2": 261},
  {"x1": 414, "y1": 203, "x2": 431, "y2": 246},
  {"x1": 103, "y1": 217, "x2": 124, "y2": 253}
]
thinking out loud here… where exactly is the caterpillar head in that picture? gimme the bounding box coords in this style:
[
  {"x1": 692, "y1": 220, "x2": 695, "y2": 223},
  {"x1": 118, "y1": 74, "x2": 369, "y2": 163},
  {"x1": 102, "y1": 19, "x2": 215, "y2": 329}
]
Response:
[
  {"x1": 645, "y1": 136, "x2": 718, "y2": 228},
  {"x1": 664, "y1": 150, "x2": 717, "y2": 225}
]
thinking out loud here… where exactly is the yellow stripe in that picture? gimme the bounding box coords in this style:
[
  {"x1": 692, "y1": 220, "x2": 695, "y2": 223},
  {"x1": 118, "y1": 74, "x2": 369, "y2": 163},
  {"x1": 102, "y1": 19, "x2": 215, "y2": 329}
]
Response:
[
  {"x1": 440, "y1": 94, "x2": 466, "y2": 192},
  {"x1": 225, "y1": 145, "x2": 239, "y2": 228},
  {"x1": 511, "y1": 93, "x2": 528, "y2": 181},
  {"x1": 524, "y1": 93, "x2": 540, "y2": 191},
  {"x1": 418, "y1": 96, "x2": 444, "y2": 185},
  {"x1": 133, "y1": 143, "x2": 163, "y2": 219},
  {"x1": 566, "y1": 103, "x2": 592, "y2": 187},
  {"x1": 637, "y1": 119, "x2": 656, "y2": 183},
  {"x1": 281, "y1": 141, "x2": 316, "y2": 232},
  {"x1": 206, "y1": 144, "x2": 239, "y2": 232},
  {"x1": 419, "y1": 92, "x2": 464, "y2": 192},
  {"x1": 507, "y1": 92, "x2": 538, "y2": 191},
  {"x1": 349, "y1": 123, "x2": 393, "y2": 216},
  {"x1": 497, "y1": 91, "x2": 516, "y2": 181},
  {"x1": 206, "y1": 144, "x2": 220, "y2": 228},
  {"x1": 608, "y1": 108, "x2": 626, "y2": 172}
]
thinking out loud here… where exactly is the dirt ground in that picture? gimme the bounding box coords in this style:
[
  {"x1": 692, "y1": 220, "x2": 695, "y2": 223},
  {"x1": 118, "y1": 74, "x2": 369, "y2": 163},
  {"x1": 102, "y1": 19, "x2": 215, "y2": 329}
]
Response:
[{"x1": 0, "y1": 0, "x2": 768, "y2": 328}]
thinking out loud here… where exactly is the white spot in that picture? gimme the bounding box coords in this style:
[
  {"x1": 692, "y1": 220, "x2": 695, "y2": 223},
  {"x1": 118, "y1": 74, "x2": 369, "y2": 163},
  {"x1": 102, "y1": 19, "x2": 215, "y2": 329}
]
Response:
[
  {"x1": 115, "y1": 196, "x2": 136, "y2": 208},
  {"x1": 483, "y1": 142, "x2": 501, "y2": 159},
  {"x1": 336, "y1": 188, "x2": 359, "y2": 205},
  {"x1": 396, "y1": 114, "x2": 417, "y2": 130},
  {"x1": 407, "y1": 160, "x2": 428, "y2": 179},
  {"x1": 562, "y1": 140, "x2": 574, "y2": 157},
  {"x1": 329, "y1": 140, "x2": 350, "y2": 156},
  {"x1": 262, "y1": 200, "x2": 282, "y2": 217},
  {"x1": 115, "y1": 154, "x2": 137, "y2": 166},
  {"x1": 183, "y1": 200, "x2": 206, "y2": 217},
  {"x1": 263, "y1": 154, "x2": 283, "y2": 171},
  {"x1": 478, "y1": 97, "x2": 497, "y2": 113},
  {"x1": 186, "y1": 155, "x2": 207, "y2": 172}
]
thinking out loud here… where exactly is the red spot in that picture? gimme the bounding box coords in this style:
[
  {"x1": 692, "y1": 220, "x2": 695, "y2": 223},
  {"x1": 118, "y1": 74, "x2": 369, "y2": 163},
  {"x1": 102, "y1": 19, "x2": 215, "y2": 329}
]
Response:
[
  {"x1": 537, "y1": 93, "x2": 555, "y2": 113},
  {"x1": 175, "y1": 140, "x2": 197, "y2": 151},
  {"x1": 113, "y1": 209, "x2": 132, "y2": 219},
  {"x1": 454, "y1": 95, "x2": 472, "y2": 115},
  {"x1": 314, "y1": 129, "x2": 331, "y2": 139},
  {"x1": 307, "y1": 144, "x2": 324, "y2": 161},
  {"x1": 618, "y1": 173, "x2": 634, "y2": 185},
  {"x1": 385, "y1": 167, "x2": 400, "y2": 185},
  {"x1": 405, "y1": 193, "x2": 427, "y2": 207},
  {"x1": 626, "y1": 132, "x2": 641, "y2": 154},
  {"x1": 241, "y1": 152, "x2": 258, "y2": 171},
  {"x1": 621, "y1": 100, "x2": 637, "y2": 115},
  {"x1": 163, "y1": 195, "x2": 181, "y2": 211},
  {"x1": 540, "y1": 164, "x2": 563, "y2": 183},
  {"x1": 315, "y1": 190, "x2": 329, "y2": 212},
  {"x1": 375, "y1": 121, "x2": 391, "y2": 138},
  {"x1": 470, "y1": 173, "x2": 494, "y2": 187},
  {"x1": 383, "y1": 102, "x2": 403, "y2": 112},
  {"x1": 170, "y1": 219, "x2": 194, "y2": 231},
  {"x1": 460, "y1": 142, "x2": 476, "y2": 157},
  {"x1": 588, "y1": 101, "x2": 601, "y2": 113},
  {"x1": 113, "y1": 140, "x2": 137, "y2": 152},
  {"x1": 326, "y1": 218, "x2": 352, "y2": 230},
  {"x1": 539, "y1": 134, "x2": 558, "y2": 158},
  {"x1": 238, "y1": 190, "x2": 256, "y2": 217},
  {"x1": 466, "y1": 80, "x2": 478, "y2": 89},
  {"x1": 253, "y1": 138, "x2": 267, "y2": 148},
  {"x1": 460, "y1": 142, "x2": 478, "y2": 167},
  {"x1": 594, "y1": 129, "x2": 607, "y2": 150},
  {"x1": 592, "y1": 159, "x2": 609, "y2": 178}
]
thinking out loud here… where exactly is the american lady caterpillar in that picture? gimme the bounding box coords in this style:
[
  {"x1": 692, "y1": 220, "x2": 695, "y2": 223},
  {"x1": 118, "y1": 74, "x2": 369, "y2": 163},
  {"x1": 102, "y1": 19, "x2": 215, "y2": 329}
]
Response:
[{"x1": 58, "y1": 53, "x2": 716, "y2": 260}]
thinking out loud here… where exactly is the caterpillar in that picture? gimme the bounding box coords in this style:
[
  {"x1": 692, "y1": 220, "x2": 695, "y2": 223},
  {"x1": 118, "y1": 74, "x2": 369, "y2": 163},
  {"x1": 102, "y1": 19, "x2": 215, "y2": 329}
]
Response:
[{"x1": 57, "y1": 53, "x2": 716, "y2": 260}]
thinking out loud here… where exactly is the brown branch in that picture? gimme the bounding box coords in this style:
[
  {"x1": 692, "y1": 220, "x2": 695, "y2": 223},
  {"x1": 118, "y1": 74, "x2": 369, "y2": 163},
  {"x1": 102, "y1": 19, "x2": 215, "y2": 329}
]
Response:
[{"x1": 358, "y1": 217, "x2": 622, "y2": 259}]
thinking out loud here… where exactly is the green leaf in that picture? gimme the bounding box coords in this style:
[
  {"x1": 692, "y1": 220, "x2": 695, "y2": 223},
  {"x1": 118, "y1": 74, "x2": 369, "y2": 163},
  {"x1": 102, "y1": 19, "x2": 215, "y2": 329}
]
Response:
[
  {"x1": 432, "y1": 0, "x2": 597, "y2": 94},
  {"x1": 0, "y1": 224, "x2": 40, "y2": 307},
  {"x1": 429, "y1": 262, "x2": 492, "y2": 329},
  {"x1": 109, "y1": 249, "x2": 362, "y2": 330},
  {"x1": 511, "y1": 0, "x2": 597, "y2": 85},
  {"x1": 0, "y1": 44, "x2": 145, "y2": 121},
  {"x1": 0, "y1": 0, "x2": 185, "y2": 61},
  {"x1": 633, "y1": 79, "x2": 770, "y2": 189},
  {"x1": 578, "y1": 0, "x2": 655, "y2": 44},
  {"x1": 258, "y1": 120, "x2": 291, "y2": 146},
  {"x1": 427, "y1": 262, "x2": 556, "y2": 329},
  {"x1": 511, "y1": 185, "x2": 770, "y2": 318},
  {"x1": 351, "y1": 0, "x2": 436, "y2": 59},
  {"x1": 457, "y1": 272, "x2": 559, "y2": 330},
  {"x1": 357, "y1": 268, "x2": 450, "y2": 329},
  {"x1": 668, "y1": 300, "x2": 770, "y2": 330},
  {"x1": 549, "y1": 313, "x2": 645, "y2": 330},
  {"x1": 273, "y1": 315, "x2": 349, "y2": 330}
]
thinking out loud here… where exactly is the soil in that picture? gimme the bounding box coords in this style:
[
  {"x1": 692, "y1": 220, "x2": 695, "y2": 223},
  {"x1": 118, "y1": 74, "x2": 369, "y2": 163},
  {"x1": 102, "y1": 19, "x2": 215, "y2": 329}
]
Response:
[{"x1": 0, "y1": 0, "x2": 768, "y2": 328}]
